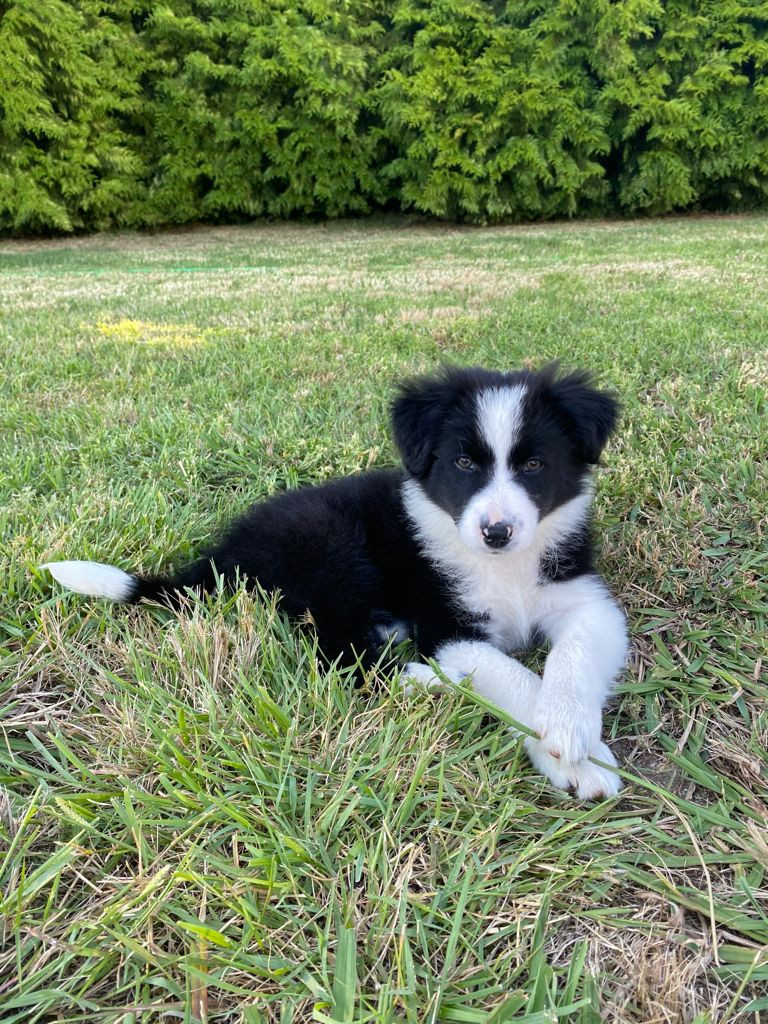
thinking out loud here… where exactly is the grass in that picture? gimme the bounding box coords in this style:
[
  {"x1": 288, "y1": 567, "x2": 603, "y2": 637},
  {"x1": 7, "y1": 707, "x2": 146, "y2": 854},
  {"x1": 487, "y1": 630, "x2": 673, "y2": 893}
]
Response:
[{"x1": 1, "y1": 214, "x2": 766, "y2": 1023}]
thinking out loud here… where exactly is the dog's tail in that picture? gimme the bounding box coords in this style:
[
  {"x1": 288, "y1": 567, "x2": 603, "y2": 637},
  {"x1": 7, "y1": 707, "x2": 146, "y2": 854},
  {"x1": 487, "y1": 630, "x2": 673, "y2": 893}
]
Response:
[{"x1": 40, "y1": 558, "x2": 217, "y2": 606}]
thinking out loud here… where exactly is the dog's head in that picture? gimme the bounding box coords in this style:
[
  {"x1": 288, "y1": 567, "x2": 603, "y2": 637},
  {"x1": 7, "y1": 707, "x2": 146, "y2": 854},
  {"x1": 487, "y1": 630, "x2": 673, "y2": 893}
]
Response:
[{"x1": 391, "y1": 365, "x2": 618, "y2": 556}]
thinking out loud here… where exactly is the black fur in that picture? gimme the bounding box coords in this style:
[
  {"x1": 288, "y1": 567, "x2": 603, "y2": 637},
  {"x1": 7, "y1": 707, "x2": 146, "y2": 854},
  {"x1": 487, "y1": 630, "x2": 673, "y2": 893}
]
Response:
[
  {"x1": 538, "y1": 523, "x2": 595, "y2": 583},
  {"x1": 133, "y1": 470, "x2": 471, "y2": 666}
]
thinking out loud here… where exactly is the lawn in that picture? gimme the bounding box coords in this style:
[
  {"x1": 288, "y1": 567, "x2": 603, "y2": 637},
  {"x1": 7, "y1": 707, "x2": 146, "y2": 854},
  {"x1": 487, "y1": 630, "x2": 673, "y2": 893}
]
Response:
[{"x1": 1, "y1": 215, "x2": 766, "y2": 1023}]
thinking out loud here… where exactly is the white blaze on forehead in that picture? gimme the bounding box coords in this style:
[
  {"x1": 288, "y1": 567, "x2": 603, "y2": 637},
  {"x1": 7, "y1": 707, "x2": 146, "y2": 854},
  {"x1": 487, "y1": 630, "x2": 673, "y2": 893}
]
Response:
[
  {"x1": 476, "y1": 385, "x2": 527, "y2": 469},
  {"x1": 461, "y1": 383, "x2": 537, "y2": 551}
]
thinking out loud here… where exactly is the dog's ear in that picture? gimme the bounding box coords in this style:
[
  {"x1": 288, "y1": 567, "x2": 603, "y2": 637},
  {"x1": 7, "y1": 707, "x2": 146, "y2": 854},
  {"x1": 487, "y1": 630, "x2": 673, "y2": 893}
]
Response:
[
  {"x1": 549, "y1": 370, "x2": 619, "y2": 464},
  {"x1": 391, "y1": 374, "x2": 454, "y2": 478}
]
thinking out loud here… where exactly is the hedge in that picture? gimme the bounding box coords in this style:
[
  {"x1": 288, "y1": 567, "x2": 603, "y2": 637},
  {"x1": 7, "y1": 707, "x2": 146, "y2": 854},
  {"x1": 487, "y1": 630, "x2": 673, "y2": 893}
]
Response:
[{"x1": 0, "y1": 0, "x2": 766, "y2": 232}]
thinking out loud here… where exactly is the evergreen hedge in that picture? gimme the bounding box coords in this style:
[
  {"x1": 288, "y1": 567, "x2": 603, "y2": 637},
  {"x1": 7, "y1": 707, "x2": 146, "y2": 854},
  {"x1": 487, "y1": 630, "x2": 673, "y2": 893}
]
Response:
[{"x1": 1, "y1": 0, "x2": 766, "y2": 232}]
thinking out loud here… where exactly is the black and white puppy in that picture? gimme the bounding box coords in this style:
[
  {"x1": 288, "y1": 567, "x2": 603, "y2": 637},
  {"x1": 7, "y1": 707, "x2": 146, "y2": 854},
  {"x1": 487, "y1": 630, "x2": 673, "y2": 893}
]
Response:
[{"x1": 42, "y1": 365, "x2": 628, "y2": 798}]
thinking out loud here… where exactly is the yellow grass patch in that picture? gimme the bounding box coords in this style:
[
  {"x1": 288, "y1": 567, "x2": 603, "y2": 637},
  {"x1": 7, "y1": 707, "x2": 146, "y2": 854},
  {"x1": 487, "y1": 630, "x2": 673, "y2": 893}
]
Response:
[{"x1": 92, "y1": 317, "x2": 209, "y2": 348}]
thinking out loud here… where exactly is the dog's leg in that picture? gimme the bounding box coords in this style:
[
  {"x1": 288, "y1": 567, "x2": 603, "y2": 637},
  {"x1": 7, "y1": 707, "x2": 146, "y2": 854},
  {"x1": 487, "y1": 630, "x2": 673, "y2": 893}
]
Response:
[
  {"x1": 404, "y1": 640, "x2": 621, "y2": 799},
  {"x1": 532, "y1": 576, "x2": 628, "y2": 770}
]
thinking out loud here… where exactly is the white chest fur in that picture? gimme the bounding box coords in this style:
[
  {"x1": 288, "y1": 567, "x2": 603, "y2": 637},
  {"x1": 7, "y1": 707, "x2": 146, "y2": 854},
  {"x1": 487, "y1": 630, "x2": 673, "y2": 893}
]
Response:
[{"x1": 449, "y1": 551, "x2": 541, "y2": 650}]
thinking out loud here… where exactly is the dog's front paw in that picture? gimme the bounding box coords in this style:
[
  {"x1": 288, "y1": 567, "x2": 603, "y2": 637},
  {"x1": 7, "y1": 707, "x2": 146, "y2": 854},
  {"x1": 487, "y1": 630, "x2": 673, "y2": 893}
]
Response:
[
  {"x1": 568, "y1": 742, "x2": 622, "y2": 800},
  {"x1": 523, "y1": 738, "x2": 575, "y2": 792},
  {"x1": 524, "y1": 738, "x2": 622, "y2": 800},
  {"x1": 533, "y1": 694, "x2": 601, "y2": 765}
]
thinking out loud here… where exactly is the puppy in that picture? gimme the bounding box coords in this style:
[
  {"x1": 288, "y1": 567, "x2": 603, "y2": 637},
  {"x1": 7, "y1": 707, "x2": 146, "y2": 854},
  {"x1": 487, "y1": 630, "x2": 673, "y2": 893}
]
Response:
[{"x1": 42, "y1": 365, "x2": 628, "y2": 798}]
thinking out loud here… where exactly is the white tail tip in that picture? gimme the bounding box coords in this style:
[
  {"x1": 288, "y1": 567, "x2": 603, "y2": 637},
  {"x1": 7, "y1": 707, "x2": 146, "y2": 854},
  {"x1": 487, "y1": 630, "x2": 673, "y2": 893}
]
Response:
[{"x1": 40, "y1": 560, "x2": 136, "y2": 601}]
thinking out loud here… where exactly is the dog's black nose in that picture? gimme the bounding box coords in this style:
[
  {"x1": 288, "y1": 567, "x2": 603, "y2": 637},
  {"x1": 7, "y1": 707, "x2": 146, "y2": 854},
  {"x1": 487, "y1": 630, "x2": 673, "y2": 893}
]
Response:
[{"x1": 482, "y1": 521, "x2": 513, "y2": 549}]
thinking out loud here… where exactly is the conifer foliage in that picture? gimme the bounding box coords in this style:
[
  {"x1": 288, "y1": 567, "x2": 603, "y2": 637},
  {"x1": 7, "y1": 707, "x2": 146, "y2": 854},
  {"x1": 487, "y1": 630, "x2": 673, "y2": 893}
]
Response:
[
  {"x1": 0, "y1": 0, "x2": 766, "y2": 231},
  {"x1": 0, "y1": 0, "x2": 147, "y2": 232}
]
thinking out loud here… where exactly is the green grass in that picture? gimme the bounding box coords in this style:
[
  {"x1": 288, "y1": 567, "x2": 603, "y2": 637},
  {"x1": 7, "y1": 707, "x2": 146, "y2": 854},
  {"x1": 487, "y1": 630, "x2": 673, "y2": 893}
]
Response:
[{"x1": 1, "y1": 215, "x2": 767, "y2": 1023}]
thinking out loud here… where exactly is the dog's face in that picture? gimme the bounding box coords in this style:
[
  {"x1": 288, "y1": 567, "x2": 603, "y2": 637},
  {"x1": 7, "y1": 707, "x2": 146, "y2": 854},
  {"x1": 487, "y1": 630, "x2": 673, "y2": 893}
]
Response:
[{"x1": 392, "y1": 366, "x2": 618, "y2": 556}]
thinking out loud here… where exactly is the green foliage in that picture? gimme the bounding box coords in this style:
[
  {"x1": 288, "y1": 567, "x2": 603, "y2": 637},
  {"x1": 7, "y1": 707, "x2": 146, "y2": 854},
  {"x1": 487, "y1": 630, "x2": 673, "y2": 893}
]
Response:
[
  {"x1": 592, "y1": 0, "x2": 768, "y2": 214},
  {"x1": 0, "y1": 0, "x2": 148, "y2": 232},
  {"x1": 140, "y1": 0, "x2": 384, "y2": 222},
  {"x1": 0, "y1": 0, "x2": 766, "y2": 230},
  {"x1": 376, "y1": 0, "x2": 612, "y2": 221}
]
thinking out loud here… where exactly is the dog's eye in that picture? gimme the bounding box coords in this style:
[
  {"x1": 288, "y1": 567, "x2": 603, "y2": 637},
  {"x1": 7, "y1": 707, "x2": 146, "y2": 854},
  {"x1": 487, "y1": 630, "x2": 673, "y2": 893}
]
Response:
[
  {"x1": 455, "y1": 455, "x2": 476, "y2": 471},
  {"x1": 523, "y1": 458, "x2": 543, "y2": 473}
]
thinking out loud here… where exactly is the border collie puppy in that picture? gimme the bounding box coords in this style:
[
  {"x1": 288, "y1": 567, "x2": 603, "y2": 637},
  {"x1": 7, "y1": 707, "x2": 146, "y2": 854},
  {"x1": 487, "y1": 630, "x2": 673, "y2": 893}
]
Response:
[{"x1": 42, "y1": 365, "x2": 628, "y2": 799}]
